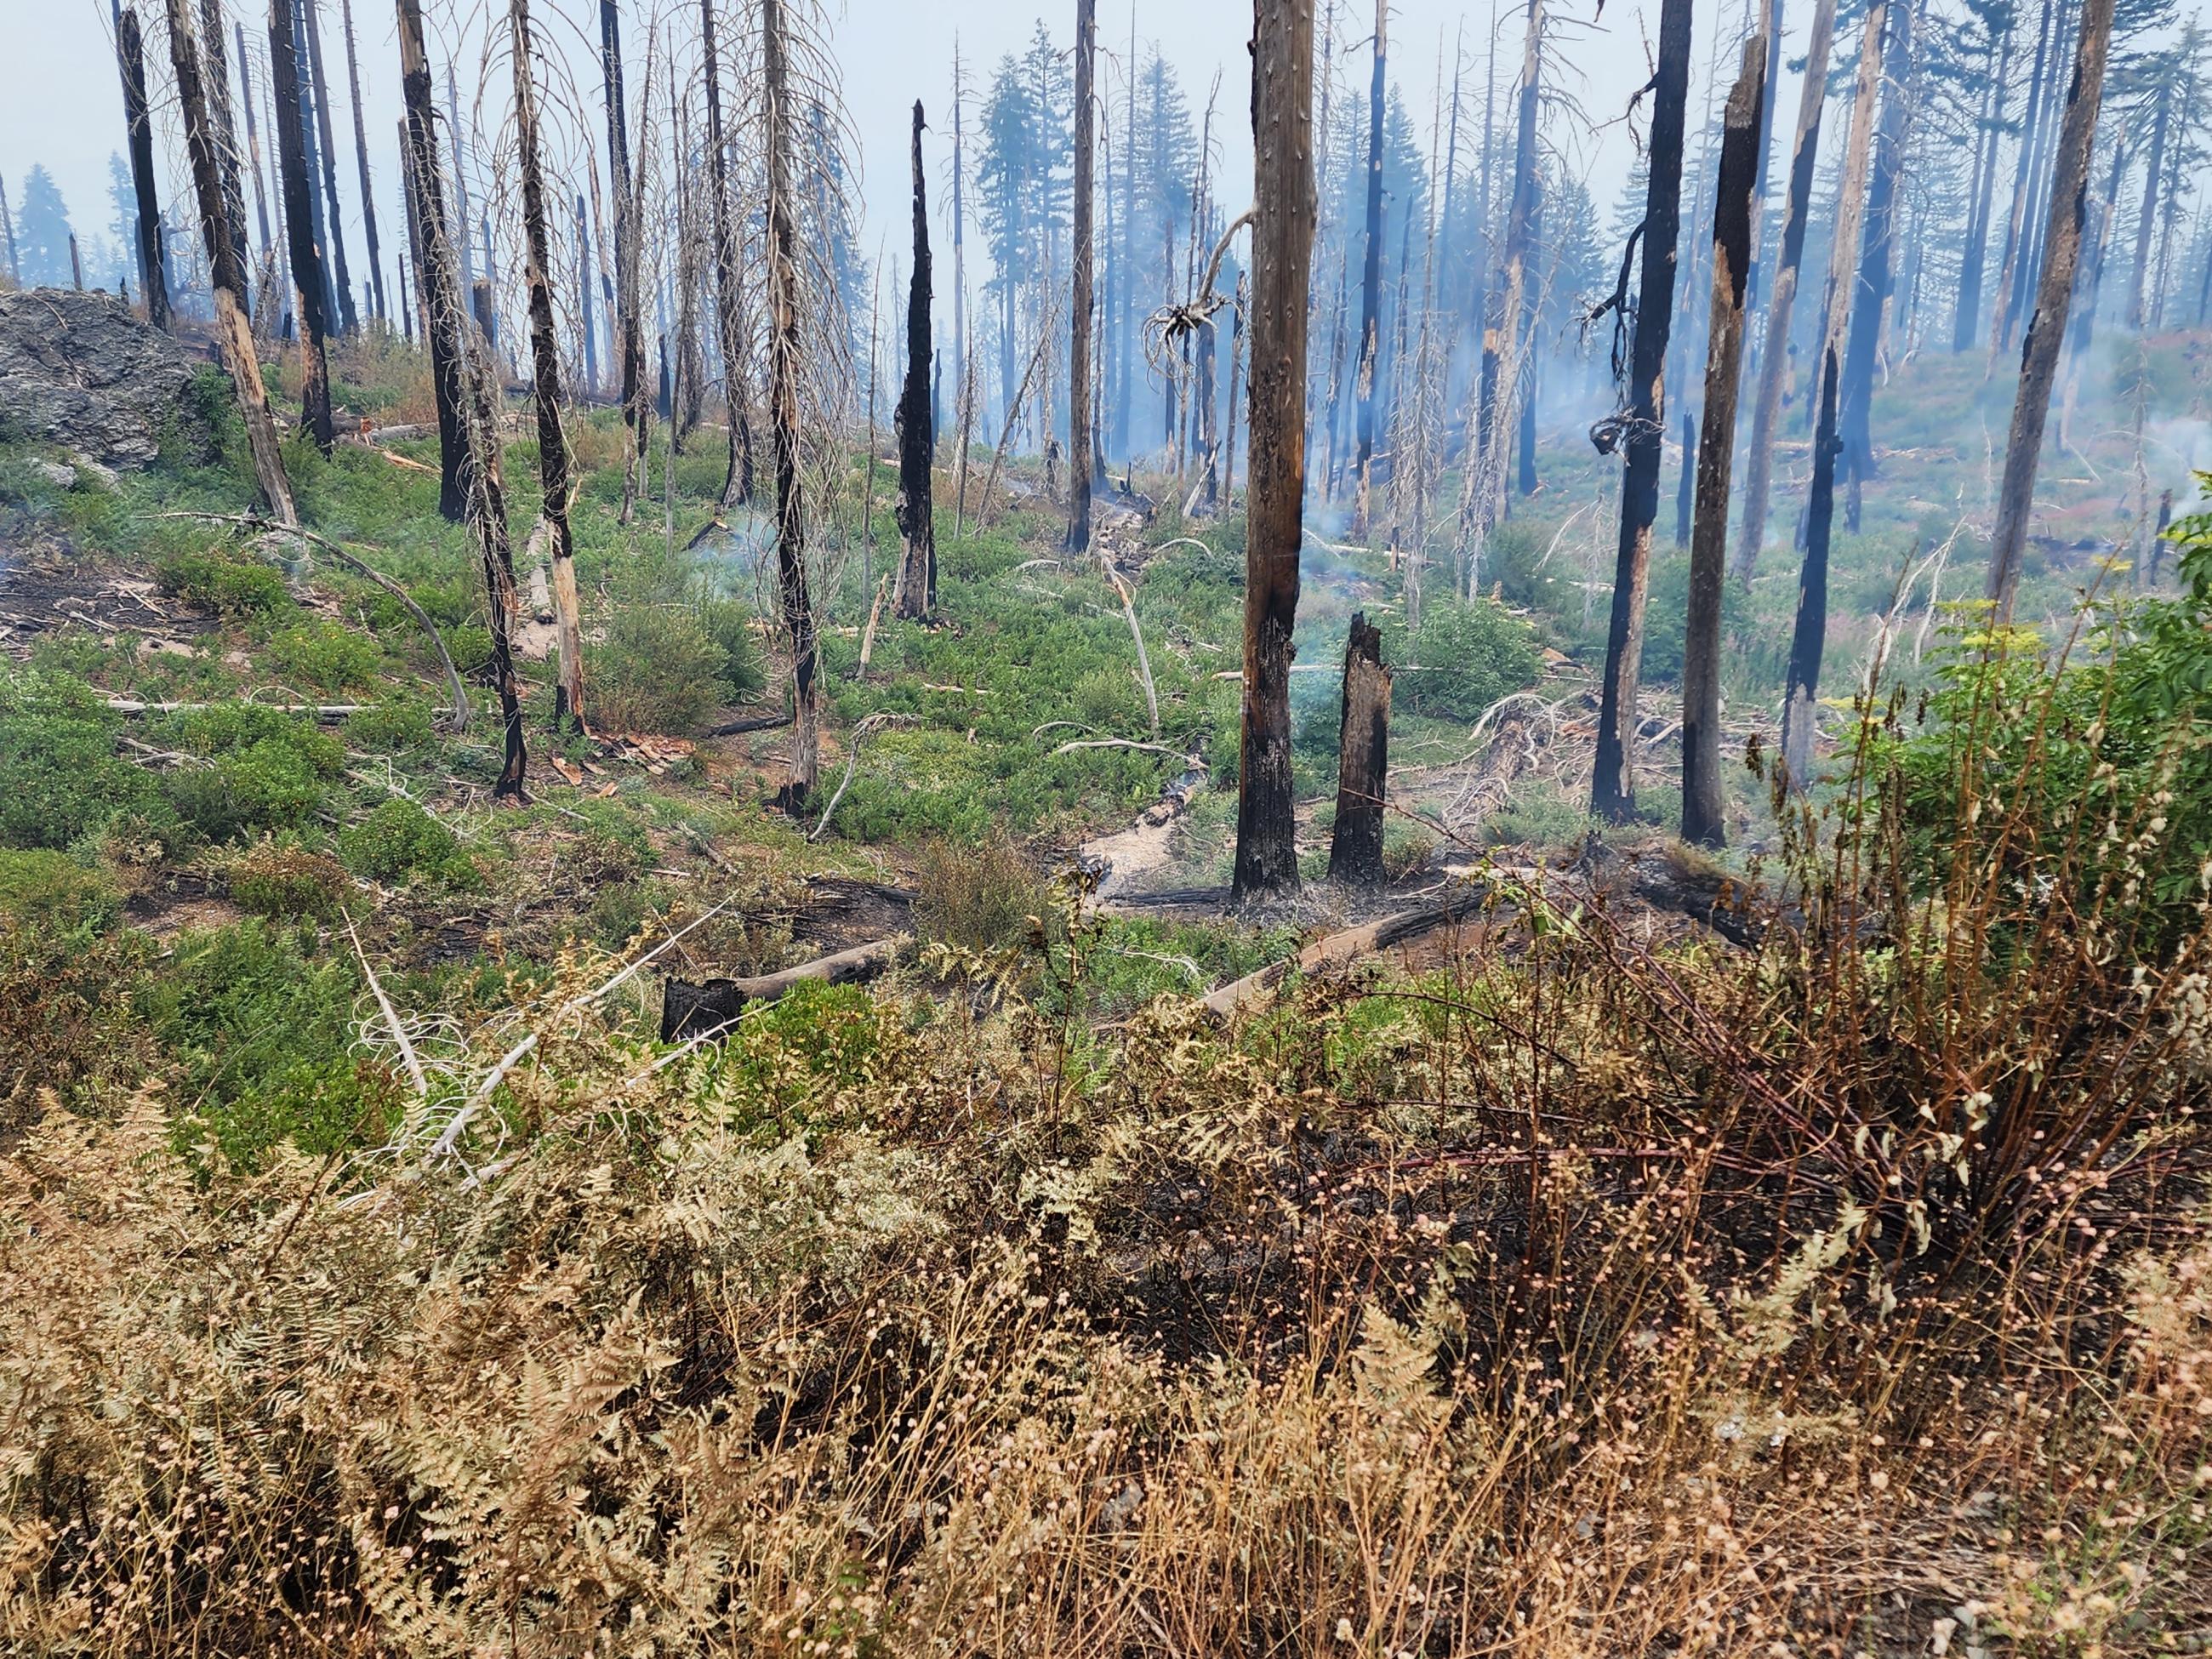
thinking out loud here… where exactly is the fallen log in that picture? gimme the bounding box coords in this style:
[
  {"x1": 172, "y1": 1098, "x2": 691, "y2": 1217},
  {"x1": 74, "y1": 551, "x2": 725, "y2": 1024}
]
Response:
[
  {"x1": 659, "y1": 935, "x2": 904, "y2": 1041},
  {"x1": 704, "y1": 710, "x2": 793, "y2": 737},
  {"x1": 1201, "y1": 883, "x2": 1496, "y2": 1018}
]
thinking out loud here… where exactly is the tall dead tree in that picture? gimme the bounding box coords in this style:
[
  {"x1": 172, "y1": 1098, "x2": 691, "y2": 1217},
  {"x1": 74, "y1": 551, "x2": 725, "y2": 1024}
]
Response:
[
  {"x1": 1348, "y1": 0, "x2": 1386, "y2": 539},
  {"x1": 1733, "y1": 0, "x2": 1838, "y2": 583},
  {"x1": 1838, "y1": 0, "x2": 1917, "y2": 531},
  {"x1": 236, "y1": 23, "x2": 275, "y2": 263},
  {"x1": 166, "y1": 0, "x2": 294, "y2": 523},
  {"x1": 396, "y1": 2, "x2": 465, "y2": 516},
  {"x1": 1067, "y1": 0, "x2": 1097, "y2": 551},
  {"x1": 1953, "y1": 12, "x2": 2015, "y2": 350},
  {"x1": 1474, "y1": 0, "x2": 1542, "y2": 539},
  {"x1": 1986, "y1": 0, "x2": 2118, "y2": 613},
  {"x1": 601, "y1": 0, "x2": 649, "y2": 518},
  {"x1": 338, "y1": 0, "x2": 386, "y2": 322},
  {"x1": 118, "y1": 9, "x2": 171, "y2": 329},
  {"x1": 698, "y1": 0, "x2": 754, "y2": 506},
  {"x1": 196, "y1": 0, "x2": 254, "y2": 309},
  {"x1": 761, "y1": 0, "x2": 818, "y2": 811},
  {"x1": 1589, "y1": 0, "x2": 1693, "y2": 824},
  {"x1": 1989, "y1": 0, "x2": 2055, "y2": 356},
  {"x1": 2126, "y1": 77, "x2": 2170, "y2": 332},
  {"x1": 950, "y1": 42, "x2": 968, "y2": 453},
  {"x1": 573, "y1": 191, "x2": 596, "y2": 396},
  {"x1": 1681, "y1": 35, "x2": 1767, "y2": 850},
  {"x1": 894, "y1": 100, "x2": 936, "y2": 620},
  {"x1": 509, "y1": 0, "x2": 585, "y2": 727},
  {"x1": 1781, "y1": 0, "x2": 1890, "y2": 785},
  {"x1": 1327, "y1": 613, "x2": 1391, "y2": 885},
  {"x1": 270, "y1": 0, "x2": 334, "y2": 451},
  {"x1": 299, "y1": 0, "x2": 356, "y2": 334},
  {"x1": 402, "y1": 0, "x2": 528, "y2": 787},
  {"x1": 1233, "y1": 0, "x2": 1316, "y2": 904}
]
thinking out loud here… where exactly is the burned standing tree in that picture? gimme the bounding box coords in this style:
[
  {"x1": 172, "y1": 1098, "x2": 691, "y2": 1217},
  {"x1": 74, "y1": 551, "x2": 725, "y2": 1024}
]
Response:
[
  {"x1": 166, "y1": 0, "x2": 294, "y2": 524},
  {"x1": 1474, "y1": 0, "x2": 1542, "y2": 541},
  {"x1": 1348, "y1": 0, "x2": 1386, "y2": 540},
  {"x1": 237, "y1": 25, "x2": 275, "y2": 266},
  {"x1": 1986, "y1": 0, "x2": 2118, "y2": 613},
  {"x1": 762, "y1": 0, "x2": 818, "y2": 812},
  {"x1": 574, "y1": 191, "x2": 596, "y2": 396},
  {"x1": 1681, "y1": 35, "x2": 1767, "y2": 850},
  {"x1": 699, "y1": 0, "x2": 754, "y2": 506},
  {"x1": 197, "y1": 0, "x2": 254, "y2": 310},
  {"x1": 894, "y1": 100, "x2": 935, "y2": 620},
  {"x1": 299, "y1": 0, "x2": 357, "y2": 334},
  {"x1": 1781, "y1": 0, "x2": 1890, "y2": 786},
  {"x1": 396, "y1": 2, "x2": 464, "y2": 516},
  {"x1": 1589, "y1": 0, "x2": 1693, "y2": 824},
  {"x1": 118, "y1": 9, "x2": 171, "y2": 330},
  {"x1": 401, "y1": 0, "x2": 525, "y2": 789},
  {"x1": 1733, "y1": 0, "x2": 1838, "y2": 583},
  {"x1": 338, "y1": 0, "x2": 386, "y2": 323},
  {"x1": 1067, "y1": 0, "x2": 1097, "y2": 552},
  {"x1": 509, "y1": 0, "x2": 586, "y2": 728},
  {"x1": 1837, "y1": 0, "x2": 1917, "y2": 532},
  {"x1": 1327, "y1": 613, "x2": 1391, "y2": 886},
  {"x1": 1233, "y1": 0, "x2": 1316, "y2": 904},
  {"x1": 601, "y1": 0, "x2": 649, "y2": 518},
  {"x1": 270, "y1": 0, "x2": 334, "y2": 452}
]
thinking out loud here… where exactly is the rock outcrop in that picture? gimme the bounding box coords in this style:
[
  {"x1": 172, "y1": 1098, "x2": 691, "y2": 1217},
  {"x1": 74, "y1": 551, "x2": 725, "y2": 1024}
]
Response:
[{"x1": 0, "y1": 288, "x2": 210, "y2": 469}]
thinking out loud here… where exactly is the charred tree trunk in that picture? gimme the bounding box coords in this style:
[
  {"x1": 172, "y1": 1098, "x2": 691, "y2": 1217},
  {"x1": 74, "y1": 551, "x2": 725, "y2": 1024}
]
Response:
[
  {"x1": 1953, "y1": 18, "x2": 2014, "y2": 351},
  {"x1": 1682, "y1": 35, "x2": 1767, "y2": 849},
  {"x1": 1327, "y1": 613, "x2": 1391, "y2": 886},
  {"x1": 699, "y1": 0, "x2": 754, "y2": 506},
  {"x1": 119, "y1": 9, "x2": 171, "y2": 330},
  {"x1": 270, "y1": 0, "x2": 334, "y2": 451},
  {"x1": 2126, "y1": 78, "x2": 2169, "y2": 332},
  {"x1": 1780, "y1": 347, "x2": 1841, "y2": 786},
  {"x1": 1224, "y1": 270, "x2": 1247, "y2": 495},
  {"x1": 1838, "y1": 0, "x2": 1914, "y2": 531},
  {"x1": 1474, "y1": 0, "x2": 1542, "y2": 539},
  {"x1": 337, "y1": 0, "x2": 385, "y2": 323},
  {"x1": 1234, "y1": 0, "x2": 1316, "y2": 904},
  {"x1": 1986, "y1": 0, "x2": 2117, "y2": 614},
  {"x1": 396, "y1": 0, "x2": 465, "y2": 516},
  {"x1": 1589, "y1": 0, "x2": 1693, "y2": 824},
  {"x1": 167, "y1": 0, "x2": 294, "y2": 524},
  {"x1": 1990, "y1": 0, "x2": 2055, "y2": 356},
  {"x1": 1744, "y1": 0, "x2": 1785, "y2": 313},
  {"x1": 197, "y1": 0, "x2": 254, "y2": 313},
  {"x1": 762, "y1": 0, "x2": 818, "y2": 812},
  {"x1": 601, "y1": 0, "x2": 648, "y2": 517},
  {"x1": 509, "y1": 0, "x2": 585, "y2": 728},
  {"x1": 235, "y1": 23, "x2": 276, "y2": 264},
  {"x1": 1348, "y1": 0, "x2": 1386, "y2": 539},
  {"x1": 1067, "y1": 0, "x2": 1097, "y2": 550},
  {"x1": 1675, "y1": 411, "x2": 1696, "y2": 549},
  {"x1": 447, "y1": 67, "x2": 472, "y2": 294},
  {"x1": 894, "y1": 100, "x2": 936, "y2": 619},
  {"x1": 573, "y1": 192, "x2": 596, "y2": 396},
  {"x1": 1733, "y1": 0, "x2": 1838, "y2": 583},
  {"x1": 299, "y1": 0, "x2": 356, "y2": 334},
  {"x1": 1777, "y1": 0, "x2": 1887, "y2": 779},
  {"x1": 399, "y1": 119, "x2": 426, "y2": 342},
  {"x1": 405, "y1": 0, "x2": 524, "y2": 786}
]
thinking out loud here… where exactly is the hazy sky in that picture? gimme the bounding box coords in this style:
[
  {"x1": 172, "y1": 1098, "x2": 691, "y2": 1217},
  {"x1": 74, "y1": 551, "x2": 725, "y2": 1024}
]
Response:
[{"x1": 3, "y1": 0, "x2": 1787, "y2": 308}]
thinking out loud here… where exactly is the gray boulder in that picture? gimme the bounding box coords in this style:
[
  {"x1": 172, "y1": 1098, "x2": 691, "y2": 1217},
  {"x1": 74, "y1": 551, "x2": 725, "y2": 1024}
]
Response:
[{"x1": 0, "y1": 287, "x2": 212, "y2": 470}]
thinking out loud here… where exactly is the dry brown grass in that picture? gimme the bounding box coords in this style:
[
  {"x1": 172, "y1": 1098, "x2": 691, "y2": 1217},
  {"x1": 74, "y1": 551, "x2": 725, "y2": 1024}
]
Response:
[{"x1": 3, "y1": 662, "x2": 2211, "y2": 1655}]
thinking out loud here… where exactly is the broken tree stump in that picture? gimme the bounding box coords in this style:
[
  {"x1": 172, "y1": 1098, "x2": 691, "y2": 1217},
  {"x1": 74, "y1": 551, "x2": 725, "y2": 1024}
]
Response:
[{"x1": 1326, "y1": 612, "x2": 1392, "y2": 886}]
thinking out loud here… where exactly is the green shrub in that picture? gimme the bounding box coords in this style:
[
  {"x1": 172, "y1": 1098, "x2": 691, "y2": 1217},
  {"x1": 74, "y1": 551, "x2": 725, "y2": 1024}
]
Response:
[
  {"x1": 588, "y1": 603, "x2": 737, "y2": 735},
  {"x1": 227, "y1": 840, "x2": 347, "y2": 921},
  {"x1": 345, "y1": 698, "x2": 436, "y2": 753},
  {"x1": 266, "y1": 621, "x2": 382, "y2": 694},
  {"x1": 0, "y1": 670, "x2": 155, "y2": 851},
  {"x1": 144, "y1": 919, "x2": 398, "y2": 1166},
  {"x1": 0, "y1": 849, "x2": 121, "y2": 932},
  {"x1": 152, "y1": 547, "x2": 291, "y2": 619},
  {"x1": 339, "y1": 798, "x2": 470, "y2": 887},
  {"x1": 1381, "y1": 599, "x2": 1542, "y2": 721},
  {"x1": 157, "y1": 706, "x2": 345, "y2": 846}
]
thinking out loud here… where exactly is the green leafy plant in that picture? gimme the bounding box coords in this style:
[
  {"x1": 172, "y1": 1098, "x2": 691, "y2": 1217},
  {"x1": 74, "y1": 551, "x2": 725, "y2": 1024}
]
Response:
[{"x1": 339, "y1": 798, "x2": 471, "y2": 887}]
